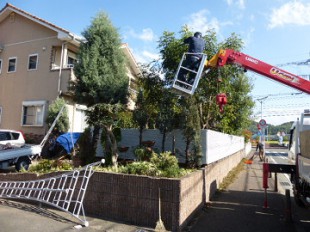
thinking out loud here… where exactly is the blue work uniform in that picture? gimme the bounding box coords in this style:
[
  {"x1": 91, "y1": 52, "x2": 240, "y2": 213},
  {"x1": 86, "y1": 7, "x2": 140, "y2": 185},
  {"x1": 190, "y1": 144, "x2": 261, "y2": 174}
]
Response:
[
  {"x1": 184, "y1": 36, "x2": 205, "y2": 58},
  {"x1": 178, "y1": 36, "x2": 206, "y2": 83}
]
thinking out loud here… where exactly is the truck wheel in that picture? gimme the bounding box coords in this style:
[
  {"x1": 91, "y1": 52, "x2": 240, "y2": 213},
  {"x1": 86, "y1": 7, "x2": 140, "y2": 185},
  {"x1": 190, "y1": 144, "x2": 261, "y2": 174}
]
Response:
[
  {"x1": 15, "y1": 158, "x2": 30, "y2": 171},
  {"x1": 294, "y1": 192, "x2": 303, "y2": 206},
  {"x1": 293, "y1": 184, "x2": 305, "y2": 207}
]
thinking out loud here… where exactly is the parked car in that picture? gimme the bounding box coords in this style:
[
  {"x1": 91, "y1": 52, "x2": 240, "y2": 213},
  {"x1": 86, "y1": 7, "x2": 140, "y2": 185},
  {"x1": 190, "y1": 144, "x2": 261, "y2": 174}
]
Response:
[{"x1": 0, "y1": 129, "x2": 25, "y2": 148}]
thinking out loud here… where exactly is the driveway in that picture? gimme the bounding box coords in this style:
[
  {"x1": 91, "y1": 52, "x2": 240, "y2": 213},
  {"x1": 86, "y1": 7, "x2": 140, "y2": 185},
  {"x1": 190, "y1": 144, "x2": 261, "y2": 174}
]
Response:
[{"x1": 0, "y1": 199, "x2": 150, "y2": 232}]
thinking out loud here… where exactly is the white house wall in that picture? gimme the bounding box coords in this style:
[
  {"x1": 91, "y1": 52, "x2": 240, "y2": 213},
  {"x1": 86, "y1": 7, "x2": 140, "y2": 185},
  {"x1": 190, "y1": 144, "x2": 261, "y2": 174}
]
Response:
[{"x1": 65, "y1": 104, "x2": 87, "y2": 133}]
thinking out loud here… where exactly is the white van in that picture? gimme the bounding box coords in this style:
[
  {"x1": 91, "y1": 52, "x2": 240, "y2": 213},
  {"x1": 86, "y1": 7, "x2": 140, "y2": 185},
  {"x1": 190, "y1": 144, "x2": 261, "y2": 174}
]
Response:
[{"x1": 0, "y1": 129, "x2": 25, "y2": 148}]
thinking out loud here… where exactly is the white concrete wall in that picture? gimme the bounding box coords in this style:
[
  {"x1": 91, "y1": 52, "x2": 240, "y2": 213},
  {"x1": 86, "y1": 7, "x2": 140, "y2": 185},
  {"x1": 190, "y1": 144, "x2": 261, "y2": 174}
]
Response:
[
  {"x1": 203, "y1": 130, "x2": 245, "y2": 164},
  {"x1": 115, "y1": 129, "x2": 246, "y2": 165},
  {"x1": 245, "y1": 141, "x2": 252, "y2": 155}
]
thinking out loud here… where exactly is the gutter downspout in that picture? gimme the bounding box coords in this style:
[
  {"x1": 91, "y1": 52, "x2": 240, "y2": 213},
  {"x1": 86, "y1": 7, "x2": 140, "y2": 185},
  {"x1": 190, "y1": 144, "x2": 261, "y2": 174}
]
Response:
[{"x1": 58, "y1": 42, "x2": 65, "y2": 96}]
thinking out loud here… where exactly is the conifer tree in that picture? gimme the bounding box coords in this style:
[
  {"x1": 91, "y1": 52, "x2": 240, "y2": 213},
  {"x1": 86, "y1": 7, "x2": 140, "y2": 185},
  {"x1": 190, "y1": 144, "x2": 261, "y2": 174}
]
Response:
[{"x1": 73, "y1": 12, "x2": 129, "y2": 166}]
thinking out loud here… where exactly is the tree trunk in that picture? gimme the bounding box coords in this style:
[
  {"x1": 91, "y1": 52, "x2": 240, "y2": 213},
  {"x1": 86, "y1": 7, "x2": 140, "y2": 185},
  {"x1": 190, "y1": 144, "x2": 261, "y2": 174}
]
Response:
[
  {"x1": 185, "y1": 137, "x2": 191, "y2": 167},
  {"x1": 161, "y1": 128, "x2": 166, "y2": 153},
  {"x1": 104, "y1": 125, "x2": 118, "y2": 167},
  {"x1": 92, "y1": 125, "x2": 100, "y2": 148},
  {"x1": 172, "y1": 133, "x2": 176, "y2": 155},
  {"x1": 139, "y1": 126, "x2": 143, "y2": 147}
]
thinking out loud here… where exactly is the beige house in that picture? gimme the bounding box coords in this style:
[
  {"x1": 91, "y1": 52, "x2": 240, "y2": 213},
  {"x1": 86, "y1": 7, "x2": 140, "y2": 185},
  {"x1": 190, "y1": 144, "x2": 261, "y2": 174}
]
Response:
[{"x1": 0, "y1": 4, "x2": 140, "y2": 137}]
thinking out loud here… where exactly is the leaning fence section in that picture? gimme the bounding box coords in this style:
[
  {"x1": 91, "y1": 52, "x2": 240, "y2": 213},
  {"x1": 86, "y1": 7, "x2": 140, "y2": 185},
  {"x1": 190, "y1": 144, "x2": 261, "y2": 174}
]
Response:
[{"x1": 0, "y1": 160, "x2": 103, "y2": 226}]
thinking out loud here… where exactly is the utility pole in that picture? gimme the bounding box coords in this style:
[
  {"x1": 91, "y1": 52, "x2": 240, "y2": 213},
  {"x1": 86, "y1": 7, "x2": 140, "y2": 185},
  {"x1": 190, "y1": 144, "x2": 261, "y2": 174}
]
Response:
[
  {"x1": 256, "y1": 96, "x2": 268, "y2": 149},
  {"x1": 257, "y1": 96, "x2": 268, "y2": 119}
]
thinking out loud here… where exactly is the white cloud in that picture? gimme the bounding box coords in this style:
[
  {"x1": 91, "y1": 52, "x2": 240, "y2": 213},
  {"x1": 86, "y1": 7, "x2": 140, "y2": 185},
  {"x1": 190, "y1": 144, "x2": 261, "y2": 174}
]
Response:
[
  {"x1": 186, "y1": 9, "x2": 221, "y2": 34},
  {"x1": 268, "y1": 1, "x2": 310, "y2": 29},
  {"x1": 226, "y1": 0, "x2": 246, "y2": 9},
  {"x1": 126, "y1": 28, "x2": 155, "y2": 42},
  {"x1": 138, "y1": 28, "x2": 155, "y2": 41},
  {"x1": 142, "y1": 50, "x2": 160, "y2": 61},
  {"x1": 186, "y1": 9, "x2": 233, "y2": 36},
  {"x1": 242, "y1": 26, "x2": 255, "y2": 47},
  {"x1": 131, "y1": 48, "x2": 160, "y2": 64}
]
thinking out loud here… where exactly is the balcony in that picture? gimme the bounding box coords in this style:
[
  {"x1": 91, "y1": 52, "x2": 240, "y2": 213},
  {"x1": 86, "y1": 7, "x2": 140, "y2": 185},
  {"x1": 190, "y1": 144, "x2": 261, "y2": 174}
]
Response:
[{"x1": 50, "y1": 67, "x2": 76, "y2": 95}]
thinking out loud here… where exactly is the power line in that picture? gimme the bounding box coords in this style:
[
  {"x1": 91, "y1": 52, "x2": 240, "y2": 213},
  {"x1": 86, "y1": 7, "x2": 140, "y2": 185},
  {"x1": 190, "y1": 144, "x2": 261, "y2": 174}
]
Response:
[
  {"x1": 262, "y1": 103, "x2": 310, "y2": 109},
  {"x1": 252, "y1": 113, "x2": 300, "y2": 117},
  {"x1": 252, "y1": 92, "x2": 303, "y2": 100},
  {"x1": 277, "y1": 58, "x2": 310, "y2": 67},
  {"x1": 252, "y1": 109, "x2": 304, "y2": 116}
]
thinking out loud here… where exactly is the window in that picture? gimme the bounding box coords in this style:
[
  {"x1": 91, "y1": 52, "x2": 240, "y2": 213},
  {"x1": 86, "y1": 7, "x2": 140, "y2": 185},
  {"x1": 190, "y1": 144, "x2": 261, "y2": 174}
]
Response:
[
  {"x1": 67, "y1": 50, "x2": 77, "y2": 68},
  {"x1": 67, "y1": 56, "x2": 75, "y2": 68},
  {"x1": 22, "y1": 101, "x2": 46, "y2": 126},
  {"x1": 8, "y1": 57, "x2": 17, "y2": 72},
  {"x1": 0, "y1": 131, "x2": 10, "y2": 141},
  {"x1": 28, "y1": 54, "x2": 38, "y2": 70},
  {"x1": 0, "y1": 59, "x2": 2, "y2": 74}
]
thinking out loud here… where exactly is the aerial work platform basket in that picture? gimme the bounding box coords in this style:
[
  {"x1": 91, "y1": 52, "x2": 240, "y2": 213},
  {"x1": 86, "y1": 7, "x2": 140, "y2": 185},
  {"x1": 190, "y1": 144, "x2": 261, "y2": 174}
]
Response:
[{"x1": 172, "y1": 52, "x2": 208, "y2": 95}]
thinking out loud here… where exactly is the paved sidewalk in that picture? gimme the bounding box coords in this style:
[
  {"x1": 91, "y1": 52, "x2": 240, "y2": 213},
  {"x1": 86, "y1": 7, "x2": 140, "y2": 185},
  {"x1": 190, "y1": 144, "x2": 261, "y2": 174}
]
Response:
[{"x1": 187, "y1": 153, "x2": 302, "y2": 232}]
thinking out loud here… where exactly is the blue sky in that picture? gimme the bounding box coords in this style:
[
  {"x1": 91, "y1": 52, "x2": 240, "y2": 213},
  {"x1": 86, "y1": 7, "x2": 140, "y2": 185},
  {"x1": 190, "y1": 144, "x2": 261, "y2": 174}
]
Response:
[{"x1": 1, "y1": 0, "x2": 310, "y2": 126}]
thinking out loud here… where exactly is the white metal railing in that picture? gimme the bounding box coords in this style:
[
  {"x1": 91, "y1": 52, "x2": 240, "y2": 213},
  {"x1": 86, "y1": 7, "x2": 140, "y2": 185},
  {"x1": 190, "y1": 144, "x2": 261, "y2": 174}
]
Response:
[{"x1": 0, "y1": 160, "x2": 104, "y2": 227}]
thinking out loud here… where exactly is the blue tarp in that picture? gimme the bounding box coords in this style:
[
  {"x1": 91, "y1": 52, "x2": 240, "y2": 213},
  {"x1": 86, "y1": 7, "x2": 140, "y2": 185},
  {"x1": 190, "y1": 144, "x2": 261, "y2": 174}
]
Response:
[{"x1": 56, "y1": 132, "x2": 82, "y2": 154}]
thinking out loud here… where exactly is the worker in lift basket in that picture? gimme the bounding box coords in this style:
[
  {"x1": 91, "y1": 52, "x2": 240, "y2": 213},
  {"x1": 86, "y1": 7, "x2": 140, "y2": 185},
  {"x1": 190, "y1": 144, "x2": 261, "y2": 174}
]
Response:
[{"x1": 177, "y1": 32, "x2": 206, "y2": 85}]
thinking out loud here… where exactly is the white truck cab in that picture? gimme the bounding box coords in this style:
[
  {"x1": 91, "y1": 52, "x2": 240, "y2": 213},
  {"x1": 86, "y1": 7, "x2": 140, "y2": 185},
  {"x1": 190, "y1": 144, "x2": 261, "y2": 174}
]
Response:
[{"x1": 289, "y1": 110, "x2": 310, "y2": 160}]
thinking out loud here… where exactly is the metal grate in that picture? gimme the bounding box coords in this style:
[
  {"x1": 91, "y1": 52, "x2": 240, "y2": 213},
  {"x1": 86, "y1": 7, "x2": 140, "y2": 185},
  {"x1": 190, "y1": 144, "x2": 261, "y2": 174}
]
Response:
[
  {"x1": 0, "y1": 160, "x2": 103, "y2": 226},
  {"x1": 280, "y1": 181, "x2": 291, "y2": 186}
]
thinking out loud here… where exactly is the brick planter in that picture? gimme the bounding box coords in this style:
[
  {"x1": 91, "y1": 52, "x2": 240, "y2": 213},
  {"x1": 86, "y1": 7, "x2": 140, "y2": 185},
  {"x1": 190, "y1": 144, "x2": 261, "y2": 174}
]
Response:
[{"x1": 0, "y1": 149, "x2": 245, "y2": 231}]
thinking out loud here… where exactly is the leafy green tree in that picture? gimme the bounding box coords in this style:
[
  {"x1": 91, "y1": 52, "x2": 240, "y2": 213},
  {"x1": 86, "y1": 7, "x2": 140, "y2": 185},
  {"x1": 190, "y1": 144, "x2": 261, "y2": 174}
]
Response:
[
  {"x1": 73, "y1": 12, "x2": 129, "y2": 166},
  {"x1": 156, "y1": 89, "x2": 179, "y2": 152},
  {"x1": 156, "y1": 28, "x2": 254, "y2": 166},
  {"x1": 134, "y1": 63, "x2": 182, "y2": 151},
  {"x1": 117, "y1": 111, "x2": 136, "y2": 128},
  {"x1": 157, "y1": 28, "x2": 204, "y2": 166},
  {"x1": 180, "y1": 97, "x2": 202, "y2": 167},
  {"x1": 45, "y1": 97, "x2": 69, "y2": 135},
  {"x1": 133, "y1": 63, "x2": 165, "y2": 147},
  {"x1": 133, "y1": 89, "x2": 150, "y2": 146},
  {"x1": 158, "y1": 28, "x2": 254, "y2": 135},
  {"x1": 211, "y1": 33, "x2": 254, "y2": 134}
]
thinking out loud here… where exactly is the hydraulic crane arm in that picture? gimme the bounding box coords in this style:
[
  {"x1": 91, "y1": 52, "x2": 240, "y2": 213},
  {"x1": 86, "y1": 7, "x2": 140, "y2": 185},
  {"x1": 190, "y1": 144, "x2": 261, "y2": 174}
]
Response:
[{"x1": 206, "y1": 49, "x2": 310, "y2": 94}]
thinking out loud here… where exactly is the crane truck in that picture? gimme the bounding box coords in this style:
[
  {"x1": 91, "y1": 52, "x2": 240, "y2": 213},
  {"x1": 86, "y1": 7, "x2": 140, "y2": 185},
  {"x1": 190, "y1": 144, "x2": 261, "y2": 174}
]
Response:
[{"x1": 172, "y1": 49, "x2": 310, "y2": 206}]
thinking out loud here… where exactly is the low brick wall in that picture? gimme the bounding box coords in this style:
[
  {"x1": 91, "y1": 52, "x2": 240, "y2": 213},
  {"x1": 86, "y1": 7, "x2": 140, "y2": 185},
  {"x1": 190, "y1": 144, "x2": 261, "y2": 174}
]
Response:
[
  {"x1": 0, "y1": 149, "x2": 245, "y2": 231},
  {"x1": 177, "y1": 149, "x2": 245, "y2": 230}
]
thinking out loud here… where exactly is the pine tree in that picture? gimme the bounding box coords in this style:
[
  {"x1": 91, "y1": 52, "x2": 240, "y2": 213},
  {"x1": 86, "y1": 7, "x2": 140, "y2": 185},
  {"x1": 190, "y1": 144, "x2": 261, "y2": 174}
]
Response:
[
  {"x1": 74, "y1": 12, "x2": 128, "y2": 106},
  {"x1": 73, "y1": 12, "x2": 129, "y2": 166}
]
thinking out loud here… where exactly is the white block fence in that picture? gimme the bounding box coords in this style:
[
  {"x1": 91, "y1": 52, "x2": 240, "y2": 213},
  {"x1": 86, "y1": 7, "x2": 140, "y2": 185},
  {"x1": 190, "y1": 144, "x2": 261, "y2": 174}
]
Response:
[{"x1": 97, "y1": 129, "x2": 249, "y2": 165}]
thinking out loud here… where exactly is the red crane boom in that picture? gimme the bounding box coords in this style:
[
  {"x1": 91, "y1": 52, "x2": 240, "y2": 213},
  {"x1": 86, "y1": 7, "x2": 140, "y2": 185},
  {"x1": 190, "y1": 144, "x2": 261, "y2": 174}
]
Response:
[{"x1": 207, "y1": 49, "x2": 310, "y2": 94}]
